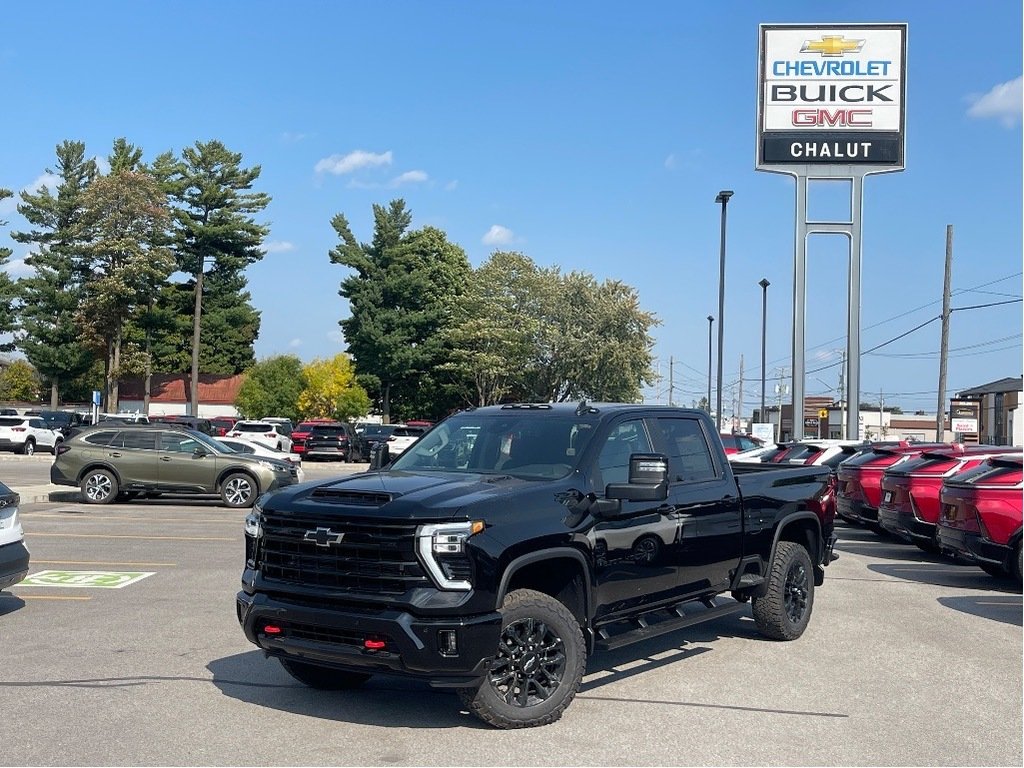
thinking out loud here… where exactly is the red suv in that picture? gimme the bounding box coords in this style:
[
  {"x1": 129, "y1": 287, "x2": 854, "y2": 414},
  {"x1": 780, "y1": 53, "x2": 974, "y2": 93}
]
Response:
[
  {"x1": 835, "y1": 442, "x2": 948, "y2": 530},
  {"x1": 290, "y1": 419, "x2": 336, "y2": 455},
  {"x1": 719, "y1": 433, "x2": 764, "y2": 456},
  {"x1": 877, "y1": 445, "x2": 1018, "y2": 552},
  {"x1": 936, "y1": 454, "x2": 1023, "y2": 582}
]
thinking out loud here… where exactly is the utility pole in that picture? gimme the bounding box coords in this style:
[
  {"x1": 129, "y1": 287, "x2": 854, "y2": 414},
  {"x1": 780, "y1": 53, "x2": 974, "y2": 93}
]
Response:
[
  {"x1": 879, "y1": 388, "x2": 885, "y2": 439},
  {"x1": 669, "y1": 356, "x2": 675, "y2": 406},
  {"x1": 936, "y1": 224, "x2": 953, "y2": 441},
  {"x1": 737, "y1": 355, "x2": 744, "y2": 429},
  {"x1": 839, "y1": 349, "x2": 847, "y2": 440}
]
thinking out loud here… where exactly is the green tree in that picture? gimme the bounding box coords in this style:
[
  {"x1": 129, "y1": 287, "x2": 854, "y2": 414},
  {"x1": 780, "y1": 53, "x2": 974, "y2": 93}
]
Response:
[
  {"x1": 330, "y1": 200, "x2": 470, "y2": 422},
  {"x1": 153, "y1": 141, "x2": 269, "y2": 412},
  {"x1": 0, "y1": 360, "x2": 41, "y2": 402},
  {"x1": 0, "y1": 189, "x2": 18, "y2": 351},
  {"x1": 234, "y1": 355, "x2": 306, "y2": 422},
  {"x1": 298, "y1": 354, "x2": 371, "y2": 421},
  {"x1": 10, "y1": 140, "x2": 97, "y2": 406},
  {"x1": 76, "y1": 169, "x2": 174, "y2": 411}
]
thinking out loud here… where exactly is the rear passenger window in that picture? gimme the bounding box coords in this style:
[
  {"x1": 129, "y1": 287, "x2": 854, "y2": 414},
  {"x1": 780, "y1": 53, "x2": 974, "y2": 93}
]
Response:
[
  {"x1": 83, "y1": 431, "x2": 118, "y2": 447},
  {"x1": 655, "y1": 418, "x2": 718, "y2": 483},
  {"x1": 120, "y1": 431, "x2": 156, "y2": 450}
]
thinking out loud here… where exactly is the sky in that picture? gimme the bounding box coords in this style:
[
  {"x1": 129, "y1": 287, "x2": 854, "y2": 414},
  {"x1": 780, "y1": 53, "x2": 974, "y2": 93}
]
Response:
[{"x1": 1, "y1": 1, "x2": 1021, "y2": 416}]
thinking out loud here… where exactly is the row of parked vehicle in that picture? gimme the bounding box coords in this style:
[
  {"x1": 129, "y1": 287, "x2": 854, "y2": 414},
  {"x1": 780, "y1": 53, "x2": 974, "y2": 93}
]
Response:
[{"x1": 730, "y1": 438, "x2": 1023, "y2": 584}]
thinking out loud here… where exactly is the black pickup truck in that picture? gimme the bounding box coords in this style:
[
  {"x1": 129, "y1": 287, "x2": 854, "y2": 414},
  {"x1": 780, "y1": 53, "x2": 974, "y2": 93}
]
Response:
[{"x1": 237, "y1": 403, "x2": 835, "y2": 728}]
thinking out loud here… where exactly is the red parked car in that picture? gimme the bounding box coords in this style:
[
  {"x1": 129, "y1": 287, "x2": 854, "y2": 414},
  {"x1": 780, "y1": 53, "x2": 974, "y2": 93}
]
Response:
[
  {"x1": 289, "y1": 419, "x2": 336, "y2": 455},
  {"x1": 877, "y1": 445, "x2": 1019, "y2": 551},
  {"x1": 210, "y1": 416, "x2": 238, "y2": 437},
  {"x1": 936, "y1": 454, "x2": 1023, "y2": 582},
  {"x1": 719, "y1": 433, "x2": 764, "y2": 456},
  {"x1": 835, "y1": 442, "x2": 948, "y2": 530}
]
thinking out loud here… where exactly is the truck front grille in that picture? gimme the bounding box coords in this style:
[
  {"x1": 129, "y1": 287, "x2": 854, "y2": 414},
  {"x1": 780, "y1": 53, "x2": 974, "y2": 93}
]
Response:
[{"x1": 259, "y1": 512, "x2": 429, "y2": 594}]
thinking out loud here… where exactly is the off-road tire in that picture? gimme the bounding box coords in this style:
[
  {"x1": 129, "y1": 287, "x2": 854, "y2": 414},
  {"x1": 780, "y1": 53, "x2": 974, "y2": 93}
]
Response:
[
  {"x1": 458, "y1": 588, "x2": 586, "y2": 729},
  {"x1": 21, "y1": 439, "x2": 35, "y2": 456},
  {"x1": 278, "y1": 658, "x2": 371, "y2": 689},
  {"x1": 752, "y1": 541, "x2": 814, "y2": 641},
  {"x1": 220, "y1": 472, "x2": 258, "y2": 508},
  {"x1": 81, "y1": 468, "x2": 119, "y2": 504}
]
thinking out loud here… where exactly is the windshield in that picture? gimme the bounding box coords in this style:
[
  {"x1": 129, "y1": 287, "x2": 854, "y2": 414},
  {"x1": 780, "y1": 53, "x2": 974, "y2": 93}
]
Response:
[
  {"x1": 389, "y1": 412, "x2": 598, "y2": 478},
  {"x1": 0, "y1": 417, "x2": 24, "y2": 427}
]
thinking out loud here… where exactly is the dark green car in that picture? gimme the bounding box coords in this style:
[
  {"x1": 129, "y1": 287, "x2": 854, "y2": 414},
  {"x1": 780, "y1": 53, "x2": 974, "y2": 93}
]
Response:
[{"x1": 51, "y1": 425, "x2": 298, "y2": 508}]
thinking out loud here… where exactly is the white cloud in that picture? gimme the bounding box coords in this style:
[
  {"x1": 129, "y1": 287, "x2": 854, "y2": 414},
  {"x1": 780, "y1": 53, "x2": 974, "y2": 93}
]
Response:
[
  {"x1": 967, "y1": 76, "x2": 1023, "y2": 126},
  {"x1": 482, "y1": 225, "x2": 514, "y2": 246},
  {"x1": 24, "y1": 172, "x2": 60, "y2": 195},
  {"x1": 664, "y1": 153, "x2": 678, "y2": 169},
  {"x1": 327, "y1": 330, "x2": 345, "y2": 344},
  {"x1": 281, "y1": 132, "x2": 307, "y2": 144},
  {"x1": 315, "y1": 150, "x2": 393, "y2": 175},
  {"x1": 393, "y1": 170, "x2": 428, "y2": 185},
  {"x1": 288, "y1": 338, "x2": 303, "y2": 348},
  {"x1": 264, "y1": 240, "x2": 296, "y2": 253},
  {"x1": 2, "y1": 257, "x2": 32, "y2": 277},
  {"x1": 444, "y1": 180, "x2": 459, "y2": 191}
]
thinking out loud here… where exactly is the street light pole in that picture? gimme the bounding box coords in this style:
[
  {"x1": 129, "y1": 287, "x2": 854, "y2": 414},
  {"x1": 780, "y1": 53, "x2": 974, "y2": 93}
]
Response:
[
  {"x1": 706, "y1": 315, "x2": 714, "y2": 416},
  {"x1": 714, "y1": 190, "x2": 733, "y2": 432},
  {"x1": 758, "y1": 278, "x2": 770, "y2": 422}
]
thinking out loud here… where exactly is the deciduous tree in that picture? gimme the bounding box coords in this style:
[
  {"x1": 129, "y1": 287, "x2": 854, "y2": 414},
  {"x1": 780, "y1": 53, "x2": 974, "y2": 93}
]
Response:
[
  {"x1": 0, "y1": 360, "x2": 41, "y2": 403},
  {"x1": 298, "y1": 354, "x2": 371, "y2": 421},
  {"x1": 234, "y1": 355, "x2": 306, "y2": 422}
]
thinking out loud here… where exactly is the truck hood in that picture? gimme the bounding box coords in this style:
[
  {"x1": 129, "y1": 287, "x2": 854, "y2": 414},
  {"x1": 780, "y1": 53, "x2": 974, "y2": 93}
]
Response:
[{"x1": 260, "y1": 469, "x2": 527, "y2": 520}]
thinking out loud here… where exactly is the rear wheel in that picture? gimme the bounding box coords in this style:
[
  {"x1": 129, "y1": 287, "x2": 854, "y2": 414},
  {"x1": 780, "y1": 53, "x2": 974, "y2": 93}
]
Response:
[
  {"x1": 458, "y1": 588, "x2": 586, "y2": 729},
  {"x1": 21, "y1": 439, "x2": 35, "y2": 456},
  {"x1": 278, "y1": 658, "x2": 371, "y2": 689},
  {"x1": 752, "y1": 541, "x2": 814, "y2": 640},
  {"x1": 81, "y1": 469, "x2": 118, "y2": 504}
]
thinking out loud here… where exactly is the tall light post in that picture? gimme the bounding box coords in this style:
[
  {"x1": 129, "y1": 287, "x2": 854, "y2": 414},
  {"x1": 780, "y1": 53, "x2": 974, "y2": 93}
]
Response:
[
  {"x1": 758, "y1": 278, "x2": 770, "y2": 423},
  {"x1": 706, "y1": 315, "x2": 714, "y2": 416},
  {"x1": 714, "y1": 190, "x2": 733, "y2": 431}
]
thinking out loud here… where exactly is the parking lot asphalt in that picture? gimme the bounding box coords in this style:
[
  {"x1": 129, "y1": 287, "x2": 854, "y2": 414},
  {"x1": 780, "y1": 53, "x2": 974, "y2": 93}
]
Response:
[{"x1": 0, "y1": 455, "x2": 1020, "y2": 766}]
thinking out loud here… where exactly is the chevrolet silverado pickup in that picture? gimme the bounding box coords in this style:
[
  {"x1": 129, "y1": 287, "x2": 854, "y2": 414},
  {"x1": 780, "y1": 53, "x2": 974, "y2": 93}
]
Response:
[{"x1": 237, "y1": 403, "x2": 834, "y2": 728}]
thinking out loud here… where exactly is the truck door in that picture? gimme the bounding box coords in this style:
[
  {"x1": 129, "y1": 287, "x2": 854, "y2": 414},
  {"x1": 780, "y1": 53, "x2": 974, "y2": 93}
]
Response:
[
  {"x1": 651, "y1": 415, "x2": 743, "y2": 595},
  {"x1": 588, "y1": 417, "x2": 683, "y2": 621}
]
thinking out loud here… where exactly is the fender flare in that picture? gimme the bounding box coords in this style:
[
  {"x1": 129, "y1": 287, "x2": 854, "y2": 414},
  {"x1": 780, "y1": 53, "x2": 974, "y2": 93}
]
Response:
[
  {"x1": 769, "y1": 511, "x2": 823, "y2": 566},
  {"x1": 496, "y1": 547, "x2": 593, "y2": 618}
]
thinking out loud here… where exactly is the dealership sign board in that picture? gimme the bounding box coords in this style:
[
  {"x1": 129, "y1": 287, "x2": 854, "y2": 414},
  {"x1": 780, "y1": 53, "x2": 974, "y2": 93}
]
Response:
[{"x1": 757, "y1": 23, "x2": 907, "y2": 168}]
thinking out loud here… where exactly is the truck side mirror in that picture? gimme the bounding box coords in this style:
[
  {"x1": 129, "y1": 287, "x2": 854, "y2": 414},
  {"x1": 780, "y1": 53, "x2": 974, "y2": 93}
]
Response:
[
  {"x1": 369, "y1": 442, "x2": 390, "y2": 470},
  {"x1": 605, "y1": 453, "x2": 669, "y2": 502}
]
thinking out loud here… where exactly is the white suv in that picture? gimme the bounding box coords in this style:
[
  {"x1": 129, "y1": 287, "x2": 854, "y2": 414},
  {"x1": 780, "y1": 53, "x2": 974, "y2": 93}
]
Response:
[
  {"x1": 227, "y1": 420, "x2": 293, "y2": 452},
  {"x1": 0, "y1": 416, "x2": 63, "y2": 455}
]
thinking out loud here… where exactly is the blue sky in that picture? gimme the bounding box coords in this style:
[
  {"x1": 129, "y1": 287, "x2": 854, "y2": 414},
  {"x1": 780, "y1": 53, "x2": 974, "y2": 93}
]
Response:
[{"x1": 1, "y1": 1, "x2": 1021, "y2": 415}]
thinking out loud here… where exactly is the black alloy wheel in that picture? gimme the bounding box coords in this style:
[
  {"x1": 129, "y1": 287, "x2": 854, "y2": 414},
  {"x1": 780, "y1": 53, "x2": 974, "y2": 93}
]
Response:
[
  {"x1": 489, "y1": 618, "x2": 567, "y2": 708},
  {"x1": 784, "y1": 557, "x2": 810, "y2": 624}
]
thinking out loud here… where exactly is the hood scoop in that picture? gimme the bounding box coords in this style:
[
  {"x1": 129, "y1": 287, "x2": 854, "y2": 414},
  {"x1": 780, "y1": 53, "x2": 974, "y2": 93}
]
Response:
[{"x1": 309, "y1": 488, "x2": 394, "y2": 506}]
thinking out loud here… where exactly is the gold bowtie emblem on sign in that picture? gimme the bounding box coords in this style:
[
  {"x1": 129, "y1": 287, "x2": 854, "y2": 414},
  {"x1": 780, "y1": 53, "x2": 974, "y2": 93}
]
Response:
[{"x1": 800, "y1": 35, "x2": 865, "y2": 57}]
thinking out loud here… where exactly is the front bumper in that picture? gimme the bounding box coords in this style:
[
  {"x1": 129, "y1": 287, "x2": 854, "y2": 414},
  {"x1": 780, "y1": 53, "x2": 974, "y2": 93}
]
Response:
[
  {"x1": 878, "y1": 507, "x2": 935, "y2": 544},
  {"x1": 236, "y1": 591, "x2": 502, "y2": 688},
  {"x1": 0, "y1": 539, "x2": 30, "y2": 591},
  {"x1": 837, "y1": 496, "x2": 878, "y2": 525},
  {"x1": 936, "y1": 527, "x2": 1010, "y2": 569}
]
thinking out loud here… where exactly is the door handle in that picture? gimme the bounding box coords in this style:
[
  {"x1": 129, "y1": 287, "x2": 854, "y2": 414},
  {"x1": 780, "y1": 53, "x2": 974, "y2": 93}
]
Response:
[
  {"x1": 160, "y1": 456, "x2": 172, "y2": 462},
  {"x1": 108, "y1": 452, "x2": 121, "y2": 458}
]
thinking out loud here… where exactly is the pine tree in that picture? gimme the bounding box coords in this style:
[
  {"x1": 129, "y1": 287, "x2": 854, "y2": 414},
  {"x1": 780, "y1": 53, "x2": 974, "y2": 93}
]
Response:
[
  {"x1": 0, "y1": 189, "x2": 18, "y2": 351},
  {"x1": 11, "y1": 141, "x2": 97, "y2": 406}
]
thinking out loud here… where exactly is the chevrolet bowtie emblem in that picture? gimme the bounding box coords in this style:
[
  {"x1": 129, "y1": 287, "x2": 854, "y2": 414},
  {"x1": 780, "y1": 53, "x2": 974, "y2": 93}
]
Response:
[
  {"x1": 304, "y1": 527, "x2": 345, "y2": 547},
  {"x1": 801, "y1": 35, "x2": 865, "y2": 57}
]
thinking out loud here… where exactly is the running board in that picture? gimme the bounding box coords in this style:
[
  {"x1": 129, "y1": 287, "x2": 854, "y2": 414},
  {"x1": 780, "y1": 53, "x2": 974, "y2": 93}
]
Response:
[{"x1": 594, "y1": 600, "x2": 747, "y2": 652}]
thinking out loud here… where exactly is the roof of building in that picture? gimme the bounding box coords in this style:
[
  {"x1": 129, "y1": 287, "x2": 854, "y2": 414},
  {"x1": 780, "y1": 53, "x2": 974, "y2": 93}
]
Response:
[
  {"x1": 118, "y1": 374, "x2": 246, "y2": 405},
  {"x1": 956, "y1": 376, "x2": 1023, "y2": 397}
]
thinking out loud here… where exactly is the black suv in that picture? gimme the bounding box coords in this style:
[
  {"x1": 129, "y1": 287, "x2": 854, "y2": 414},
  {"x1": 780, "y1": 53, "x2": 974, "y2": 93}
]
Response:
[{"x1": 303, "y1": 422, "x2": 365, "y2": 462}]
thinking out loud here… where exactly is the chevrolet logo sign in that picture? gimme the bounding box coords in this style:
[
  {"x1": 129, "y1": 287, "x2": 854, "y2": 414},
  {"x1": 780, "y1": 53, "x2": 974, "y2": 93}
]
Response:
[
  {"x1": 304, "y1": 527, "x2": 345, "y2": 548},
  {"x1": 801, "y1": 35, "x2": 865, "y2": 57}
]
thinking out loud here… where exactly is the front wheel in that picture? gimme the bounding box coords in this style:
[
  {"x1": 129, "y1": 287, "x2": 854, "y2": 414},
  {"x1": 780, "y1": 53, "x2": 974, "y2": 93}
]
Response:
[
  {"x1": 220, "y1": 472, "x2": 257, "y2": 508},
  {"x1": 752, "y1": 541, "x2": 814, "y2": 640},
  {"x1": 458, "y1": 588, "x2": 586, "y2": 729},
  {"x1": 278, "y1": 658, "x2": 371, "y2": 689}
]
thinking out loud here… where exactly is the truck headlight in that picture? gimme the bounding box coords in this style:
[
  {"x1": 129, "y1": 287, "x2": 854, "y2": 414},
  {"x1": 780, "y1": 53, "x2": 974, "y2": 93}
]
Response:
[
  {"x1": 244, "y1": 508, "x2": 263, "y2": 538},
  {"x1": 417, "y1": 521, "x2": 483, "y2": 590}
]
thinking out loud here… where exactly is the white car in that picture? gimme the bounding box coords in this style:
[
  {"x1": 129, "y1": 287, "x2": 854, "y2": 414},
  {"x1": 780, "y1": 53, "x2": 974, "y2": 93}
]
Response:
[
  {"x1": 0, "y1": 415, "x2": 63, "y2": 455},
  {"x1": 387, "y1": 425, "x2": 428, "y2": 457},
  {"x1": 216, "y1": 437, "x2": 305, "y2": 482},
  {"x1": 0, "y1": 481, "x2": 29, "y2": 590},
  {"x1": 227, "y1": 420, "x2": 293, "y2": 452}
]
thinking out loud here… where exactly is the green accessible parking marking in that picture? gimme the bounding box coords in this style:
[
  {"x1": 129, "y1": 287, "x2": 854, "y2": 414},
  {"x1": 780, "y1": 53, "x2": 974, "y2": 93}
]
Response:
[{"x1": 21, "y1": 570, "x2": 155, "y2": 589}]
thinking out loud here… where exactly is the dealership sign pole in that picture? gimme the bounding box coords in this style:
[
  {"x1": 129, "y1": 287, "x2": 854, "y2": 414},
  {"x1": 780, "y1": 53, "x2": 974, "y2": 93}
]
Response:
[{"x1": 756, "y1": 23, "x2": 907, "y2": 439}]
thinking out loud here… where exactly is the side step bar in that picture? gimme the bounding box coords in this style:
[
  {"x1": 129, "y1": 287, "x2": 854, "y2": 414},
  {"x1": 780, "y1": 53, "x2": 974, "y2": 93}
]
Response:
[{"x1": 594, "y1": 599, "x2": 747, "y2": 652}]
